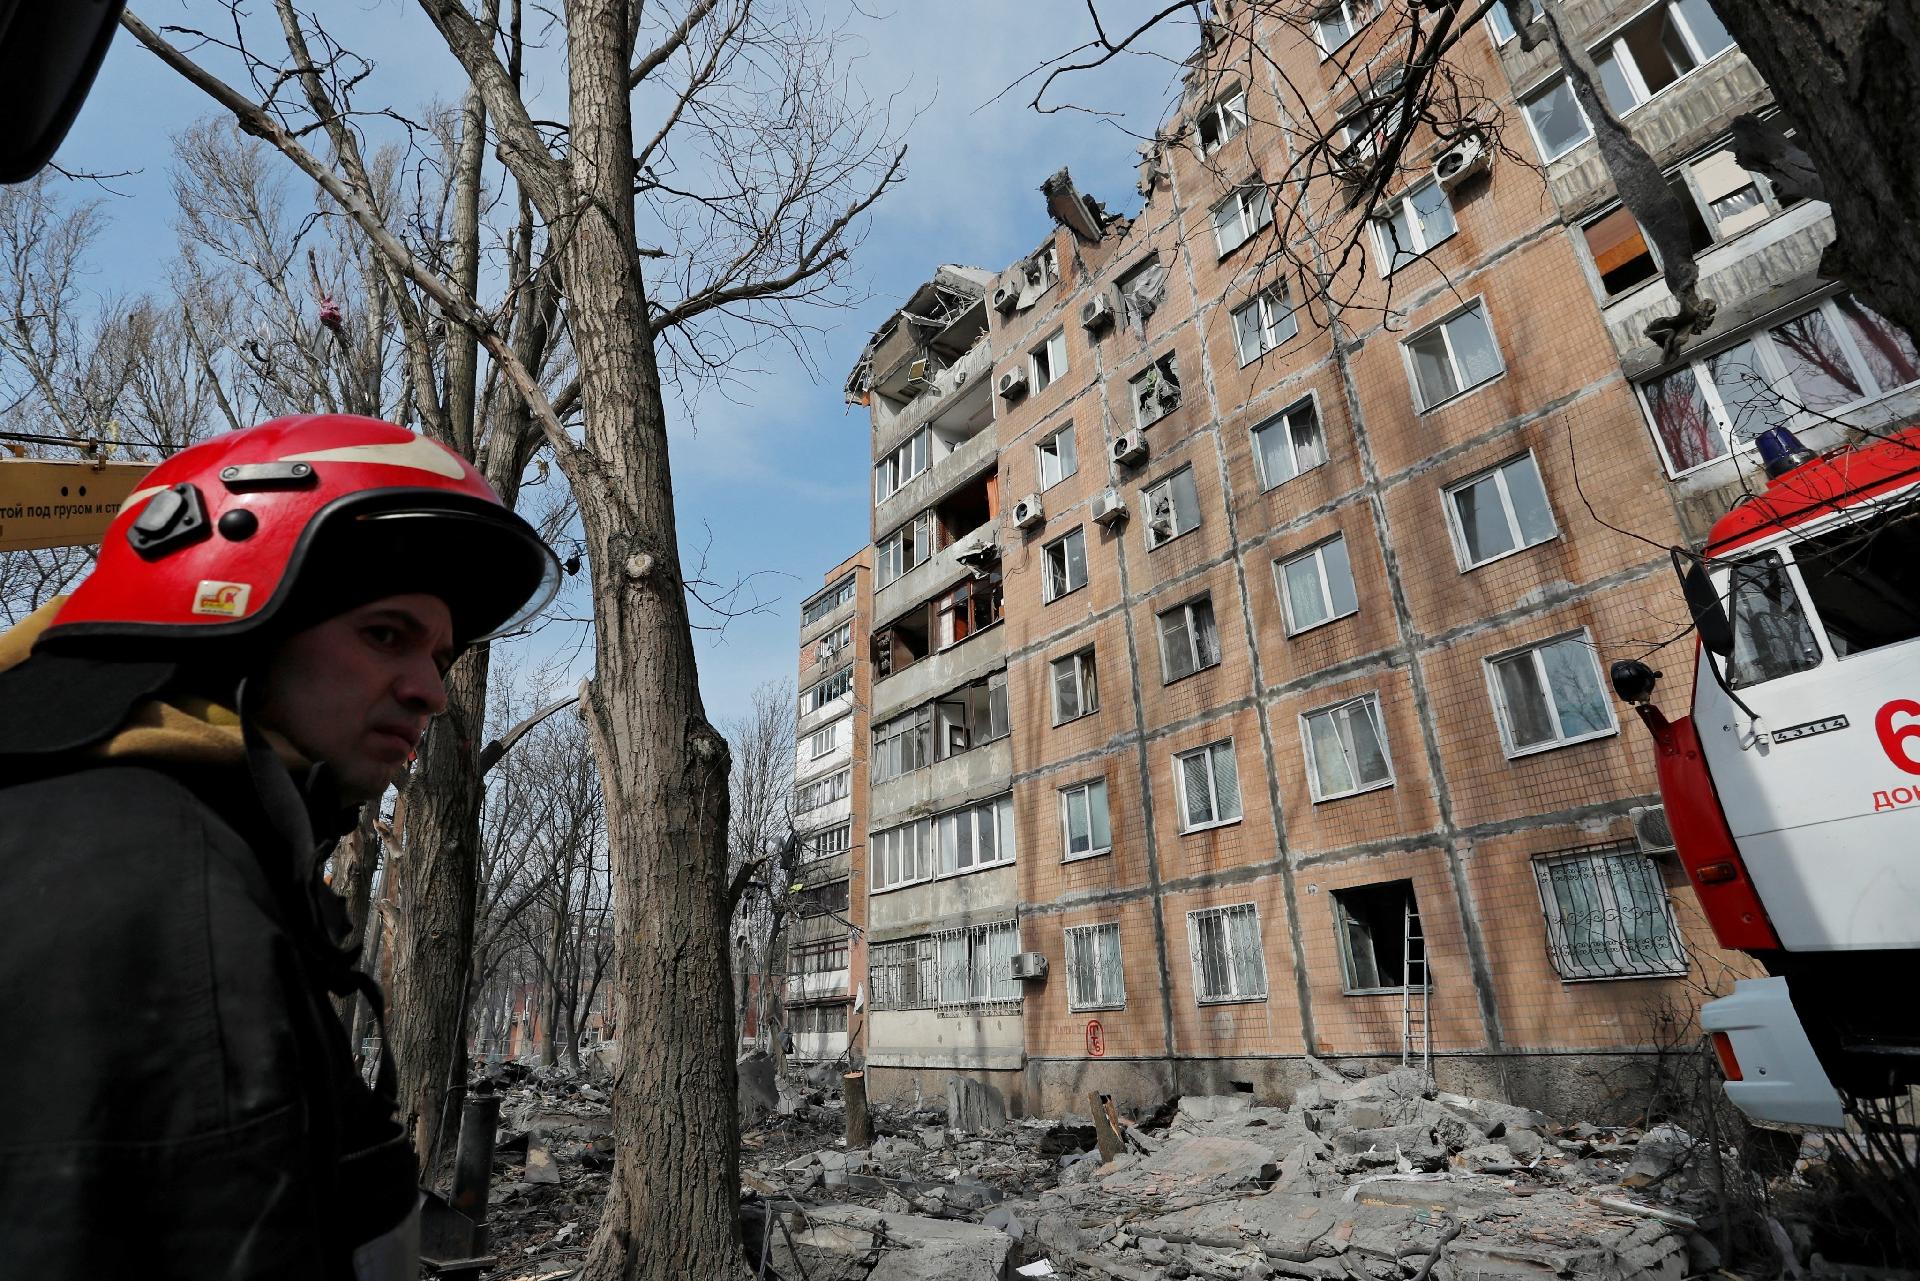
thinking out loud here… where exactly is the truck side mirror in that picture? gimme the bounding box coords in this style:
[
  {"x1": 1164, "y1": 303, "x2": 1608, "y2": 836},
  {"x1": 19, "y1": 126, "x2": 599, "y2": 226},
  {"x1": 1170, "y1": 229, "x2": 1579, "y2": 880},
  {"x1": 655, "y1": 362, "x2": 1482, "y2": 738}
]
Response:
[
  {"x1": 1681, "y1": 557, "x2": 1735, "y2": 658},
  {"x1": 1609, "y1": 660, "x2": 1660, "y2": 705}
]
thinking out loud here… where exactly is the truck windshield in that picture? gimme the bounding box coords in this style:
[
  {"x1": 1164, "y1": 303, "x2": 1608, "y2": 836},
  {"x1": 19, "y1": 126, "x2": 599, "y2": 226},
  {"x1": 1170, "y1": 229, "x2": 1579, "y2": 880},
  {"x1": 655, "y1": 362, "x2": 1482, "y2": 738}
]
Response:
[
  {"x1": 1724, "y1": 552, "x2": 1821, "y2": 689},
  {"x1": 1793, "y1": 502, "x2": 1920, "y2": 657}
]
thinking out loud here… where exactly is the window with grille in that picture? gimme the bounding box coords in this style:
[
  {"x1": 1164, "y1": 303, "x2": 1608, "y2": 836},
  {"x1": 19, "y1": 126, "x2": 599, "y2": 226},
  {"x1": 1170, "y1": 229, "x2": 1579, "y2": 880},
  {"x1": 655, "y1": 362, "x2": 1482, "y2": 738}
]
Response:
[
  {"x1": 1059, "y1": 777, "x2": 1112, "y2": 859},
  {"x1": 1065, "y1": 923, "x2": 1125, "y2": 1010},
  {"x1": 1157, "y1": 595, "x2": 1220, "y2": 682},
  {"x1": 932, "y1": 919, "x2": 1022, "y2": 1007},
  {"x1": 1533, "y1": 842, "x2": 1687, "y2": 980},
  {"x1": 1188, "y1": 903, "x2": 1267, "y2": 1003},
  {"x1": 1303, "y1": 695, "x2": 1393, "y2": 800},
  {"x1": 869, "y1": 937, "x2": 937, "y2": 1010},
  {"x1": 1174, "y1": 740, "x2": 1242, "y2": 831}
]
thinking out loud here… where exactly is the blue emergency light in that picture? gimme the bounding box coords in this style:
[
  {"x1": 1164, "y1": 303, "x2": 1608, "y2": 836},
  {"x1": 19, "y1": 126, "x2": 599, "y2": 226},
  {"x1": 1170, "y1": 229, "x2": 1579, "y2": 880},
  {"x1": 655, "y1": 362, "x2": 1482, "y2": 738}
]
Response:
[{"x1": 1755, "y1": 425, "x2": 1816, "y2": 479}]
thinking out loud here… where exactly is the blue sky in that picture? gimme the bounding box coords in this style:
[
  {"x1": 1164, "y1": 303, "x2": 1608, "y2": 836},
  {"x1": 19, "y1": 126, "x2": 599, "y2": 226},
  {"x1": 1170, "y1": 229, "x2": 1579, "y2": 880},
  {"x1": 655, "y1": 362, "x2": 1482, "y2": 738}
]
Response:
[{"x1": 53, "y1": 2, "x2": 1191, "y2": 729}]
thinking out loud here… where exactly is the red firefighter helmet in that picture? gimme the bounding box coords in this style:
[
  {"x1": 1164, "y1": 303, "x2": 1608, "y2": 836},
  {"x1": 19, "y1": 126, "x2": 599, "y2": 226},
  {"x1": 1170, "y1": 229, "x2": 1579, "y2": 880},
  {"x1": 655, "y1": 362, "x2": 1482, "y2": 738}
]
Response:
[{"x1": 41, "y1": 414, "x2": 560, "y2": 652}]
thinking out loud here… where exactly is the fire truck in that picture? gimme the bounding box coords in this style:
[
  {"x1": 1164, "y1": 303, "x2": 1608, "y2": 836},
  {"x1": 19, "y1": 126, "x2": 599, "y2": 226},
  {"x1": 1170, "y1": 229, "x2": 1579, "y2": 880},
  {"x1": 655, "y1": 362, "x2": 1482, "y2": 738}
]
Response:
[{"x1": 1610, "y1": 423, "x2": 1920, "y2": 1128}]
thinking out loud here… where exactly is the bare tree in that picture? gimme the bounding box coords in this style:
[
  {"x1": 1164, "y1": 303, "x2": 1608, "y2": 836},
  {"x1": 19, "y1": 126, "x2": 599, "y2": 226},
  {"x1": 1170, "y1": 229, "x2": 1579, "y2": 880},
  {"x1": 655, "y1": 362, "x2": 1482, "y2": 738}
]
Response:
[
  {"x1": 121, "y1": 4, "x2": 902, "y2": 1272},
  {"x1": 722, "y1": 678, "x2": 796, "y2": 1047}
]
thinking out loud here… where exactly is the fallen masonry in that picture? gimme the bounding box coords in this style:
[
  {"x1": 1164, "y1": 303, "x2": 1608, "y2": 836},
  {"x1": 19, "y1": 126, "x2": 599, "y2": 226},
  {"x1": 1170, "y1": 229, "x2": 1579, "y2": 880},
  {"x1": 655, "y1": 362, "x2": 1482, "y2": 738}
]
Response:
[{"x1": 464, "y1": 1058, "x2": 1914, "y2": 1281}]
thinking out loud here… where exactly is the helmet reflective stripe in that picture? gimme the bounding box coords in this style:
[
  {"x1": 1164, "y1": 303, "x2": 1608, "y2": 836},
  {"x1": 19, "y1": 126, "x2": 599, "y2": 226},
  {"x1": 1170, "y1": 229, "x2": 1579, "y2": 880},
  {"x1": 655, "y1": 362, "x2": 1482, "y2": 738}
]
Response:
[{"x1": 280, "y1": 438, "x2": 469, "y2": 481}]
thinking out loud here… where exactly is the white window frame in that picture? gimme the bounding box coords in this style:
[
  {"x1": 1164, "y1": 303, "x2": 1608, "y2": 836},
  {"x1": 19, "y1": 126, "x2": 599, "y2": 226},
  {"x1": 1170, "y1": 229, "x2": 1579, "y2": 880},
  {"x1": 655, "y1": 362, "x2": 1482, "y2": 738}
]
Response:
[
  {"x1": 1064, "y1": 922, "x2": 1126, "y2": 1011},
  {"x1": 1211, "y1": 183, "x2": 1273, "y2": 257},
  {"x1": 1030, "y1": 329, "x2": 1069, "y2": 393},
  {"x1": 1372, "y1": 178, "x2": 1457, "y2": 275},
  {"x1": 1036, "y1": 423, "x2": 1077, "y2": 490},
  {"x1": 1483, "y1": 629, "x2": 1619, "y2": 758},
  {"x1": 871, "y1": 706, "x2": 932, "y2": 784},
  {"x1": 1276, "y1": 535, "x2": 1358, "y2": 635},
  {"x1": 803, "y1": 822, "x2": 852, "y2": 862},
  {"x1": 1301, "y1": 694, "x2": 1395, "y2": 801},
  {"x1": 815, "y1": 620, "x2": 852, "y2": 663},
  {"x1": 1187, "y1": 903, "x2": 1267, "y2": 1004},
  {"x1": 874, "y1": 428, "x2": 930, "y2": 503},
  {"x1": 1059, "y1": 777, "x2": 1112, "y2": 861},
  {"x1": 933, "y1": 793, "x2": 1016, "y2": 878},
  {"x1": 1520, "y1": 1, "x2": 1735, "y2": 159},
  {"x1": 1520, "y1": 79, "x2": 1592, "y2": 163},
  {"x1": 1142, "y1": 466, "x2": 1202, "y2": 549},
  {"x1": 876, "y1": 512, "x2": 932, "y2": 588},
  {"x1": 1042, "y1": 527, "x2": 1089, "y2": 603},
  {"x1": 801, "y1": 666, "x2": 852, "y2": 715},
  {"x1": 1050, "y1": 647, "x2": 1099, "y2": 725},
  {"x1": 1402, "y1": 299, "x2": 1505, "y2": 411},
  {"x1": 1232, "y1": 284, "x2": 1300, "y2": 365},
  {"x1": 933, "y1": 918, "x2": 1022, "y2": 1008},
  {"x1": 1313, "y1": 0, "x2": 1377, "y2": 54},
  {"x1": 1442, "y1": 450, "x2": 1559, "y2": 571},
  {"x1": 1635, "y1": 292, "x2": 1920, "y2": 478},
  {"x1": 1157, "y1": 595, "x2": 1221, "y2": 682},
  {"x1": 1195, "y1": 85, "x2": 1248, "y2": 155},
  {"x1": 796, "y1": 768, "x2": 850, "y2": 813},
  {"x1": 1533, "y1": 843, "x2": 1689, "y2": 980},
  {"x1": 1173, "y1": 739, "x2": 1243, "y2": 833},
  {"x1": 806, "y1": 718, "x2": 843, "y2": 760},
  {"x1": 871, "y1": 817, "x2": 933, "y2": 893},
  {"x1": 1251, "y1": 396, "x2": 1327, "y2": 491}
]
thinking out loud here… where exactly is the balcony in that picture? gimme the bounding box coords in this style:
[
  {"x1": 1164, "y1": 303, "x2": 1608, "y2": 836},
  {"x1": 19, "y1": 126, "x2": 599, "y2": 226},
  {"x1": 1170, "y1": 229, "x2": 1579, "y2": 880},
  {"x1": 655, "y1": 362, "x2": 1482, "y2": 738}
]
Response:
[
  {"x1": 871, "y1": 338, "x2": 994, "y2": 461},
  {"x1": 870, "y1": 735, "x2": 1012, "y2": 828},
  {"x1": 785, "y1": 969, "x2": 850, "y2": 1003},
  {"x1": 875, "y1": 385, "x2": 997, "y2": 536}
]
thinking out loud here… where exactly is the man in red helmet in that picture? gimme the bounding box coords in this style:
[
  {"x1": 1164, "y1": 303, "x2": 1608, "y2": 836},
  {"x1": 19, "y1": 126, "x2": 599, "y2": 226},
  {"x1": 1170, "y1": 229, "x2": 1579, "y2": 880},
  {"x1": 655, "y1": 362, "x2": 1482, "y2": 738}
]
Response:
[{"x1": 0, "y1": 415, "x2": 559, "y2": 1279}]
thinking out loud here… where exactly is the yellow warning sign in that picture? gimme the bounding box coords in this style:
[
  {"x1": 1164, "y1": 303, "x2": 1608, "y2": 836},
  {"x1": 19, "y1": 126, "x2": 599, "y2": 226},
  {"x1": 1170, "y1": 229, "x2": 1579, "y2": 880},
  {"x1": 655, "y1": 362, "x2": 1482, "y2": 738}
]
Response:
[{"x1": 0, "y1": 460, "x2": 155, "y2": 552}]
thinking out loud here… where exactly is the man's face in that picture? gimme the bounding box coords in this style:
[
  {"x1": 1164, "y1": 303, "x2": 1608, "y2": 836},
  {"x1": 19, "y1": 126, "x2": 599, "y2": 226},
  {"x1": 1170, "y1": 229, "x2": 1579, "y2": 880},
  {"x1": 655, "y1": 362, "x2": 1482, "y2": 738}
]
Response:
[{"x1": 254, "y1": 592, "x2": 455, "y2": 802}]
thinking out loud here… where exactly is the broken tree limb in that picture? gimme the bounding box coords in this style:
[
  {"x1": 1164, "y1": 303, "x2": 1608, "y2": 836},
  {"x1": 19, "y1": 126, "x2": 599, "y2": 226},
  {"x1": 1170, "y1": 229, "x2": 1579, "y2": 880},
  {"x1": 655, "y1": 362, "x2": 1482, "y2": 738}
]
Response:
[
  {"x1": 845, "y1": 1072, "x2": 873, "y2": 1148},
  {"x1": 477, "y1": 681, "x2": 587, "y2": 775},
  {"x1": 1091, "y1": 1093, "x2": 1124, "y2": 1164}
]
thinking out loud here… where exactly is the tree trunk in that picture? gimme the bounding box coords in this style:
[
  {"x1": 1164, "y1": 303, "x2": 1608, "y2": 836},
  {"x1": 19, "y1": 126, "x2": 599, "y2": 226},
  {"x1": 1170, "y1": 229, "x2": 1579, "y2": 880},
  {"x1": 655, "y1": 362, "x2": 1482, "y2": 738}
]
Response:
[
  {"x1": 1711, "y1": 0, "x2": 1920, "y2": 342},
  {"x1": 561, "y1": 7, "x2": 740, "y2": 1279},
  {"x1": 387, "y1": 645, "x2": 491, "y2": 1162},
  {"x1": 845, "y1": 1073, "x2": 872, "y2": 1148},
  {"x1": 329, "y1": 810, "x2": 382, "y2": 1025}
]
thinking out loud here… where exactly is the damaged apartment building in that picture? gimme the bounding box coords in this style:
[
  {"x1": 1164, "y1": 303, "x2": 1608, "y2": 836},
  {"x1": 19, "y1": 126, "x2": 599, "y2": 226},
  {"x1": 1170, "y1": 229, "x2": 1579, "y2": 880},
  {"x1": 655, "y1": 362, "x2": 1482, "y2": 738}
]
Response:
[{"x1": 795, "y1": 0, "x2": 1920, "y2": 1116}]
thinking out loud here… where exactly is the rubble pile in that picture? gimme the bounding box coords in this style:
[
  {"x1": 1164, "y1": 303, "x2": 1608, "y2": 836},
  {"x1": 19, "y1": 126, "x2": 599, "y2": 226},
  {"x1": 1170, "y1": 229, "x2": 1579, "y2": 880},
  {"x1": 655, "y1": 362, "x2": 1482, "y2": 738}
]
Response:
[{"x1": 482, "y1": 1066, "x2": 616, "y2": 1270}]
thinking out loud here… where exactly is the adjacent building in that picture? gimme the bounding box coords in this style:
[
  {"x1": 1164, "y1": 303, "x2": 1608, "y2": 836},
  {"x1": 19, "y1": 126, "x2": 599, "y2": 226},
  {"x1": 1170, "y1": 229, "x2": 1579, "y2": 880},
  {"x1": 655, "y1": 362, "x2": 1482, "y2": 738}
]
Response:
[{"x1": 806, "y1": 0, "x2": 1917, "y2": 1115}]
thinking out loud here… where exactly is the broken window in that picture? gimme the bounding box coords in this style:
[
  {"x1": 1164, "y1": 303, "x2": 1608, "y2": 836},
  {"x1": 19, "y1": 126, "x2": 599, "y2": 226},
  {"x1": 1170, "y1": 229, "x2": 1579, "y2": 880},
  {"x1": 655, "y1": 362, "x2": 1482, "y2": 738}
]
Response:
[
  {"x1": 874, "y1": 428, "x2": 931, "y2": 502},
  {"x1": 1333, "y1": 66, "x2": 1406, "y2": 170},
  {"x1": 1794, "y1": 502, "x2": 1920, "y2": 658},
  {"x1": 1373, "y1": 179, "x2": 1456, "y2": 275},
  {"x1": 793, "y1": 879, "x2": 851, "y2": 920},
  {"x1": 1211, "y1": 182, "x2": 1273, "y2": 257},
  {"x1": 1050, "y1": 648, "x2": 1099, "y2": 724},
  {"x1": 1043, "y1": 527, "x2": 1089, "y2": 602},
  {"x1": 1116, "y1": 256, "x2": 1168, "y2": 336},
  {"x1": 1060, "y1": 778, "x2": 1112, "y2": 860},
  {"x1": 1579, "y1": 171, "x2": 1711, "y2": 298},
  {"x1": 1277, "y1": 535, "x2": 1358, "y2": 634},
  {"x1": 1487, "y1": 631, "x2": 1616, "y2": 756},
  {"x1": 932, "y1": 470, "x2": 995, "y2": 548},
  {"x1": 934, "y1": 918, "x2": 1021, "y2": 1006},
  {"x1": 876, "y1": 512, "x2": 932, "y2": 587},
  {"x1": 1195, "y1": 85, "x2": 1248, "y2": 155},
  {"x1": 1037, "y1": 424, "x2": 1077, "y2": 489},
  {"x1": 933, "y1": 672, "x2": 1009, "y2": 761},
  {"x1": 1065, "y1": 922, "x2": 1125, "y2": 1011},
  {"x1": 1485, "y1": 0, "x2": 1538, "y2": 43},
  {"x1": 1157, "y1": 595, "x2": 1220, "y2": 682},
  {"x1": 871, "y1": 707, "x2": 932, "y2": 784},
  {"x1": 1251, "y1": 397, "x2": 1327, "y2": 490},
  {"x1": 1637, "y1": 294, "x2": 1919, "y2": 474},
  {"x1": 1523, "y1": 3, "x2": 1735, "y2": 159},
  {"x1": 1143, "y1": 466, "x2": 1202, "y2": 549},
  {"x1": 1445, "y1": 452, "x2": 1557, "y2": 569},
  {"x1": 1131, "y1": 354, "x2": 1182, "y2": 427},
  {"x1": 935, "y1": 570, "x2": 1003, "y2": 649},
  {"x1": 1314, "y1": 0, "x2": 1380, "y2": 53},
  {"x1": 1522, "y1": 79, "x2": 1588, "y2": 162},
  {"x1": 1303, "y1": 695, "x2": 1392, "y2": 800},
  {"x1": 1232, "y1": 284, "x2": 1299, "y2": 364},
  {"x1": 1534, "y1": 842, "x2": 1686, "y2": 980},
  {"x1": 814, "y1": 621, "x2": 852, "y2": 665},
  {"x1": 1404, "y1": 301, "x2": 1504, "y2": 410},
  {"x1": 1333, "y1": 880, "x2": 1424, "y2": 992},
  {"x1": 1174, "y1": 739, "x2": 1242, "y2": 831},
  {"x1": 1188, "y1": 903, "x2": 1266, "y2": 1003},
  {"x1": 1030, "y1": 329, "x2": 1069, "y2": 393}
]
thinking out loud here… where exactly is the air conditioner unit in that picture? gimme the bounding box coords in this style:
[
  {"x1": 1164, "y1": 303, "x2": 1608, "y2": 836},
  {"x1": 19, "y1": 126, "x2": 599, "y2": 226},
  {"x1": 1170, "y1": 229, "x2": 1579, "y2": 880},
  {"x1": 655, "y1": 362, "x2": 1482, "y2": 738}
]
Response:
[
  {"x1": 991, "y1": 282, "x2": 1020, "y2": 314},
  {"x1": 1012, "y1": 494, "x2": 1045, "y2": 530},
  {"x1": 1111, "y1": 431, "x2": 1148, "y2": 467},
  {"x1": 997, "y1": 366, "x2": 1029, "y2": 398},
  {"x1": 1630, "y1": 804, "x2": 1676, "y2": 856},
  {"x1": 1433, "y1": 133, "x2": 1490, "y2": 191},
  {"x1": 1091, "y1": 488, "x2": 1128, "y2": 527},
  {"x1": 1009, "y1": 952, "x2": 1049, "y2": 981},
  {"x1": 1080, "y1": 289, "x2": 1117, "y2": 333}
]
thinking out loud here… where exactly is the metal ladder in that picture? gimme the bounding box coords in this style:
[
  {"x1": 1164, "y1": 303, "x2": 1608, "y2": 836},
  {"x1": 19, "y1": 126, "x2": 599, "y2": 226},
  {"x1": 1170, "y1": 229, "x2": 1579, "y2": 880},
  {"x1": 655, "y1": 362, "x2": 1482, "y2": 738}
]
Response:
[{"x1": 1400, "y1": 900, "x2": 1431, "y2": 1077}]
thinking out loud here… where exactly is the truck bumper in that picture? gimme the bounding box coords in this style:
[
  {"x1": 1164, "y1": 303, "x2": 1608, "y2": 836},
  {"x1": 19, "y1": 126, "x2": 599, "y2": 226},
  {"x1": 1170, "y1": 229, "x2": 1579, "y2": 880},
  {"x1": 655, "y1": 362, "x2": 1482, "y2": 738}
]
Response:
[{"x1": 1700, "y1": 977, "x2": 1845, "y2": 1128}]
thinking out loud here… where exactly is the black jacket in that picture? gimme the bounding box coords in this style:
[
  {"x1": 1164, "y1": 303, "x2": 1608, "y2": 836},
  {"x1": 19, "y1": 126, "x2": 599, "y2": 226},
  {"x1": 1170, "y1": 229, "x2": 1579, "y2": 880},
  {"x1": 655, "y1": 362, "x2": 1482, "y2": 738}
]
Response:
[{"x1": 0, "y1": 700, "x2": 415, "y2": 1276}]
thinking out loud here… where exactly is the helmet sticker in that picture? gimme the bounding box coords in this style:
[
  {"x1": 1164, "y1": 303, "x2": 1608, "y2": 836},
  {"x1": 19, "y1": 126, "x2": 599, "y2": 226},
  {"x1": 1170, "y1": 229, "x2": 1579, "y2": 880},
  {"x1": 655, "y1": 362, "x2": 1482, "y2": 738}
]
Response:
[
  {"x1": 192, "y1": 580, "x2": 253, "y2": 617},
  {"x1": 281, "y1": 437, "x2": 467, "y2": 480}
]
